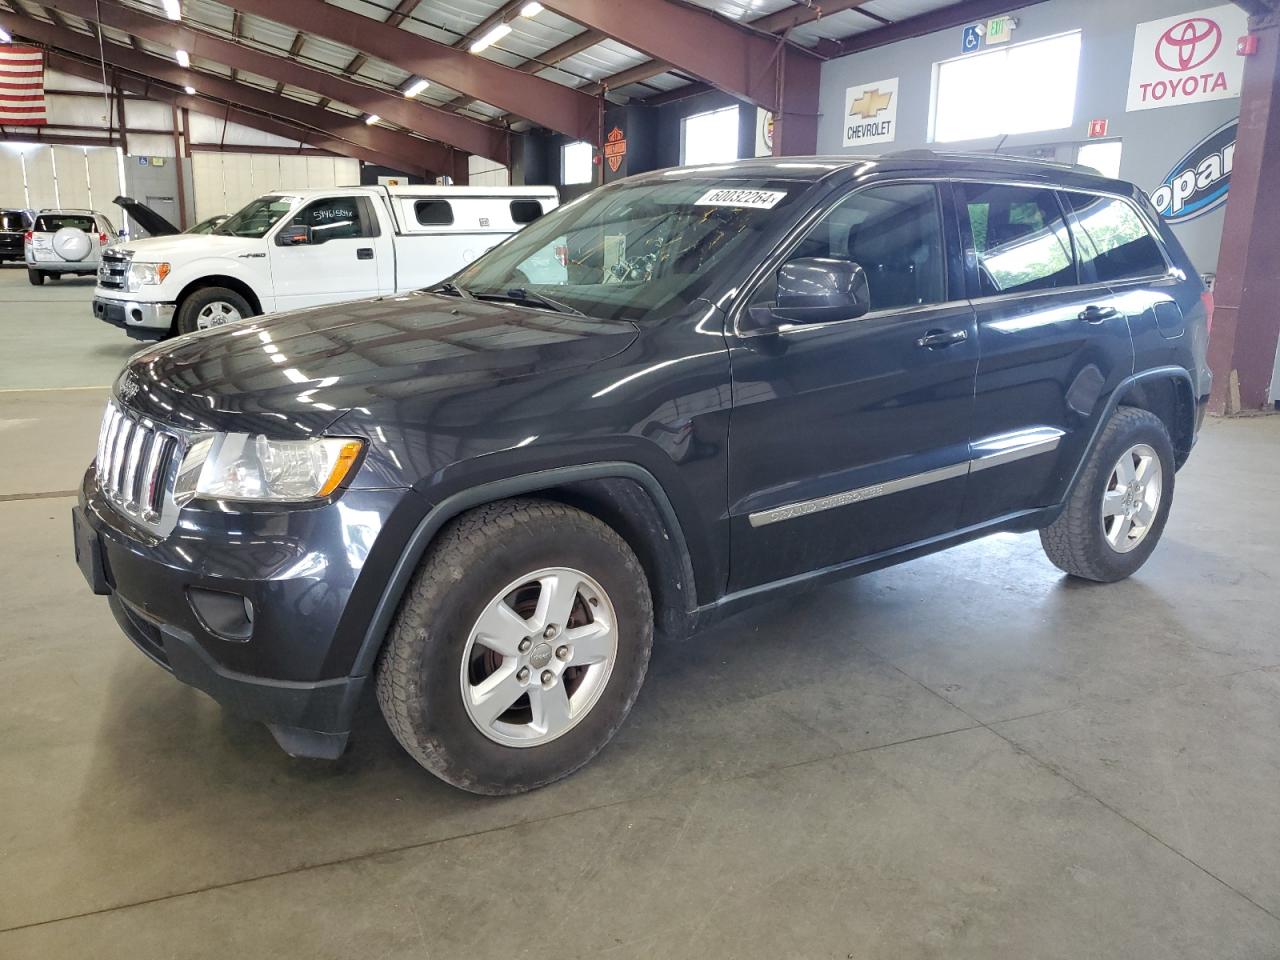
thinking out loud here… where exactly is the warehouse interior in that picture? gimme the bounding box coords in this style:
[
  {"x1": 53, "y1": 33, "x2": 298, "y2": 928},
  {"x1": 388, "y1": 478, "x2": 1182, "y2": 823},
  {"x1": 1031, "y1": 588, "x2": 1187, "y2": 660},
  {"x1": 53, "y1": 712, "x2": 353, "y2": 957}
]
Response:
[{"x1": 2, "y1": 0, "x2": 1279, "y2": 956}]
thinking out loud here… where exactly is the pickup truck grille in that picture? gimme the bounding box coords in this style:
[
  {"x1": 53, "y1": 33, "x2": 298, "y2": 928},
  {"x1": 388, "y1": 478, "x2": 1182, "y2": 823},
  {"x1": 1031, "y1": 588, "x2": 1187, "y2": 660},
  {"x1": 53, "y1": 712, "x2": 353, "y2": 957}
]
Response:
[
  {"x1": 98, "y1": 250, "x2": 129, "y2": 290},
  {"x1": 95, "y1": 401, "x2": 184, "y2": 528}
]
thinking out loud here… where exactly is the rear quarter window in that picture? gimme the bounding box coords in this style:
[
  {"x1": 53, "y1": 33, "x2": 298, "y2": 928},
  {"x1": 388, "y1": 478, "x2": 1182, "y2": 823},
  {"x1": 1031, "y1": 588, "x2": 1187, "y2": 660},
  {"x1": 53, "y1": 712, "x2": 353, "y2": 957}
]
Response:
[
  {"x1": 1062, "y1": 192, "x2": 1167, "y2": 283},
  {"x1": 414, "y1": 200, "x2": 454, "y2": 226}
]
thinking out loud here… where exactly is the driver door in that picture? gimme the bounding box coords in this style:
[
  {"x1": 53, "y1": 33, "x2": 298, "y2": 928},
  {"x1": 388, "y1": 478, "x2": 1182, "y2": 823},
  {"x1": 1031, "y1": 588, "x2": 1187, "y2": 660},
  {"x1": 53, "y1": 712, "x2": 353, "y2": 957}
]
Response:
[
  {"x1": 726, "y1": 181, "x2": 979, "y2": 592},
  {"x1": 270, "y1": 195, "x2": 383, "y2": 310}
]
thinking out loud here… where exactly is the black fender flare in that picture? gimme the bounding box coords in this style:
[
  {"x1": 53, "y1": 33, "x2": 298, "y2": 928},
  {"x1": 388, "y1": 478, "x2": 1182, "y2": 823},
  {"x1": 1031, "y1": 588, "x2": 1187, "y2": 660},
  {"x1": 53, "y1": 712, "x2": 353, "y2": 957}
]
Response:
[
  {"x1": 1059, "y1": 364, "x2": 1196, "y2": 507},
  {"x1": 347, "y1": 461, "x2": 698, "y2": 680}
]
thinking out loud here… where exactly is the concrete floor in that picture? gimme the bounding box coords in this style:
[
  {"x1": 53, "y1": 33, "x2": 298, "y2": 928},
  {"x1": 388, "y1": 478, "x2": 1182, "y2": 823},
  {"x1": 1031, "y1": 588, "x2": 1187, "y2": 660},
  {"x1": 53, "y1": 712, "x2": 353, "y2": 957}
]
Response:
[{"x1": 2, "y1": 263, "x2": 1279, "y2": 958}]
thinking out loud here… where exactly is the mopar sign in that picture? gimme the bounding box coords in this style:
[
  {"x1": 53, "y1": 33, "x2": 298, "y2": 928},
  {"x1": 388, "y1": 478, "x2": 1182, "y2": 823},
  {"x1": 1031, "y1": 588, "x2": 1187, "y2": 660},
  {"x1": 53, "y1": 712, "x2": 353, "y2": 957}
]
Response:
[{"x1": 1151, "y1": 118, "x2": 1236, "y2": 223}]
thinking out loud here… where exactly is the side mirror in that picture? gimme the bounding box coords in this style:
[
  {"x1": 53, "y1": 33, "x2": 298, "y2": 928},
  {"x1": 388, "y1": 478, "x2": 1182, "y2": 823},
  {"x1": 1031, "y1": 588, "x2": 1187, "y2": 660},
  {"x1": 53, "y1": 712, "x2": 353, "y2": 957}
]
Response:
[
  {"x1": 277, "y1": 224, "x2": 313, "y2": 246},
  {"x1": 761, "y1": 257, "x2": 871, "y2": 325}
]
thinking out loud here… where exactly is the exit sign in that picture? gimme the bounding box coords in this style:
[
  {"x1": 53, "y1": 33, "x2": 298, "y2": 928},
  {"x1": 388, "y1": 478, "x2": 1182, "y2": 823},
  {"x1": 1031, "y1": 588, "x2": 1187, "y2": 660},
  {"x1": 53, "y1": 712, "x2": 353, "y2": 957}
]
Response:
[{"x1": 1087, "y1": 119, "x2": 1110, "y2": 138}]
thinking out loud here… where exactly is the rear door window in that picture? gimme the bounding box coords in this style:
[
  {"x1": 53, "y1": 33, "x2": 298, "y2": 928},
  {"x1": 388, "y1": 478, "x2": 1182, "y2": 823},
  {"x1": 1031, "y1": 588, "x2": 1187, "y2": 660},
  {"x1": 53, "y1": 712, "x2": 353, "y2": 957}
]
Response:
[
  {"x1": 34, "y1": 214, "x2": 95, "y2": 232},
  {"x1": 958, "y1": 183, "x2": 1076, "y2": 295},
  {"x1": 1061, "y1": 192, "x2": 1167, "y2": 283}
]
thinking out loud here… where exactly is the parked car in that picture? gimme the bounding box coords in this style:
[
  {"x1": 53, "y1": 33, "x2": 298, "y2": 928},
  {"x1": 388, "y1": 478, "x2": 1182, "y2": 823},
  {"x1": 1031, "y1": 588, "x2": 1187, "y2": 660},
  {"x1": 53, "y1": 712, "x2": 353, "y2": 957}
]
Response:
[
  {"x1": 73, "y1": 154, "x2": 1210, "y2": 794},
  {"x1": 25, "y1": 208, "x2": 118, "y2": 284},
  {"x1": 0, "y1": 208, "x2": 34, "y2": 262},
  {"x1": 91, "y1": 184, "x2": 559, "y2": 339}
]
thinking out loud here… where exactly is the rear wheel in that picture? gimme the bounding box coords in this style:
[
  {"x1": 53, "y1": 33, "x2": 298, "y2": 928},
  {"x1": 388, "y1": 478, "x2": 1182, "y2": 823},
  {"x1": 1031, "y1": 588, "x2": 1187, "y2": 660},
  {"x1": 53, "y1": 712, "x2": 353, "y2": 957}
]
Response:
[
  {"x1": 376, "y1": 498, "x2": 654, "y2": 795},
  {"x1": 176, "y1": 286, "x2": 253, "y2": 335},
  {"x1": 27, "y1": 268, "x2": 43, "y2": 286},
  {"x1": 1040, "y1": 406, "x2": 1174, "y2": 582}
]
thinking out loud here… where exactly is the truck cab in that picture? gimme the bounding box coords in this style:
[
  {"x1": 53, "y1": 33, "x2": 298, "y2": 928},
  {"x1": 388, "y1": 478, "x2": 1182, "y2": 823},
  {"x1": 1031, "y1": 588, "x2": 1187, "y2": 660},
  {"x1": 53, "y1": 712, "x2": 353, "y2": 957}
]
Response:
[{"x1": 92, "y1": 184, "x2": 559, "y2": 339}]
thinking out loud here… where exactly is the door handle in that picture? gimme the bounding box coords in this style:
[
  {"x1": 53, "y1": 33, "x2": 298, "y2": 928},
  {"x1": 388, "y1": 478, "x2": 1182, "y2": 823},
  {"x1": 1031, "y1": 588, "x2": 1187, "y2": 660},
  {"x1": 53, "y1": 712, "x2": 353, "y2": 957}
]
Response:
[
  {"x1": 356, "y1": 247, "x2": 374, "y2": 260},
  {"x1": 915, "y1": 328, "x2": 969, "y2": 349},
  {"x1": 1078, "y1": 305, "x2": 1119, "y2": 323}
]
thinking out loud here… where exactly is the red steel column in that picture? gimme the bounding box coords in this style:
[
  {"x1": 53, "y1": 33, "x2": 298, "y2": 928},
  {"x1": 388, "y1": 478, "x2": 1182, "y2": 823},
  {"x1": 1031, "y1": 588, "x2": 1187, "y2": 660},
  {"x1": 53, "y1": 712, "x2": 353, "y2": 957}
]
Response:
[{"x1": 1208, "y1": 10, "x2": 1280, "y2": 412}]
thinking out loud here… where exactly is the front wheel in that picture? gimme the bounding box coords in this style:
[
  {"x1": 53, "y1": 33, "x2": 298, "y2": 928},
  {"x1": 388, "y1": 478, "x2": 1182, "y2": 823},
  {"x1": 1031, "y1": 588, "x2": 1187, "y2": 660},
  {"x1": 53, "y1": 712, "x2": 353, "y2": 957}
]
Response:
[
  {"x1": 176, "y1": 286, "x2": 253, "y2": 335},
  {"x1": 376, "y1": 498, "x2": 654, "y2": 795},
  {"x1": 1040, "y1": 406, "x2": 1174, "y2": 582}
]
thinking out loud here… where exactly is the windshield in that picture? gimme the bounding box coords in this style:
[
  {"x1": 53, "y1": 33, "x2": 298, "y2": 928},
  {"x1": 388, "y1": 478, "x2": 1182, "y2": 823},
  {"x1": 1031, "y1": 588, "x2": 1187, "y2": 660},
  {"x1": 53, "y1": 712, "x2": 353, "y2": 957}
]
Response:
[
  {"x1": 34, "y1": 214, "x2": 94, "y2": 232},
  {"x1": 451, "y1": 178, "x2": 805, "y2": 321},
  {"x1": 214, "y1": 195, "x2": 295, "y2": 238},
  {"x1": 188, "y1": 215, "x2": 227, "y2": 235}
]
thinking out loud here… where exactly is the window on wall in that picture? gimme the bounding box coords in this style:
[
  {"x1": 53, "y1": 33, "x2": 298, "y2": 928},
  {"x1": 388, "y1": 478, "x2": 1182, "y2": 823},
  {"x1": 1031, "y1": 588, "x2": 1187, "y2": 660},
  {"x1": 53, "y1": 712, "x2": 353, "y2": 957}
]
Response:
[
  {"x1": 562, "y1": 141, "x2": 593, "y2": 185},
  {"x1": 1076, "y1": 140, "x2": 1123, "y2": 180},
  {"x1": 681, "y1": 105, "x2": 740, "y2": 166},
  {"x1": 931, "y1": 31, "x2": 1082, "y2": 143}
]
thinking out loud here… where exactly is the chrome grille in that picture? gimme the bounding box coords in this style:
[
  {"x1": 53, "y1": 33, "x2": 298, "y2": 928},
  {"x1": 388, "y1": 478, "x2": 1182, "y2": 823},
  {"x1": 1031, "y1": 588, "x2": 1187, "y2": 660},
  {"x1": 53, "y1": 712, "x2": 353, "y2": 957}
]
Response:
[
  {"x1": 95, "y1": 401, "x2": 183, "y2": 527},
  {"x1": 98, "y1": 250, "x2": 130, "y2": 290}
]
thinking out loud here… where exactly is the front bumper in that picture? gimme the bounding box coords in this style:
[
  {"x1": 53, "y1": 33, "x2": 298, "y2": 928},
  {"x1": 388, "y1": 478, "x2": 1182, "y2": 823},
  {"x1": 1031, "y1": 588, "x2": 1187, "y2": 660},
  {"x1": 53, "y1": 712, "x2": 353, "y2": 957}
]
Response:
[
  {"x1": 93, "y1": 295, "x2": 175, "y2": 340},
  {"x1": 74, "y1": 468, "x2": 426, "y2": 758}
]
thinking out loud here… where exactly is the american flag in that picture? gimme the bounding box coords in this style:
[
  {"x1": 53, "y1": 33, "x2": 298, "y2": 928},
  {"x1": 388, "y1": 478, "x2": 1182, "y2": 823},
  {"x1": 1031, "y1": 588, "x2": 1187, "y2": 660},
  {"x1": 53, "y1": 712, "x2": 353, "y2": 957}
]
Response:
[{"x1": 0, "y1": 46, "x2": 47, "y2": 127}]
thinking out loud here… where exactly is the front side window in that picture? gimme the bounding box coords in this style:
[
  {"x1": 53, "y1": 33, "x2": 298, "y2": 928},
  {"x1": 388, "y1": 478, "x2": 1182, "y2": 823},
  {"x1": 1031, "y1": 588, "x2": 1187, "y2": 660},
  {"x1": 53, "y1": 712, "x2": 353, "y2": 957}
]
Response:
[
  {"x1": 960, "y1": 183, "x2": 1075, "y2": 295},
  {"x1": 783, "y1": 182, "x2": 947, "y2": 313},
  {"x1": 287, "y1": 197, "x2": 367, "y2": 243},
  {"x1": 452, "y1": 178, "x2": 803, "y2": 322},
  {"x1": 1062, "y1": 192, "x2": 1167, "y2": 283},
  {"x1": 216, "y1": 195, "x2": 295, "y2": 239}
]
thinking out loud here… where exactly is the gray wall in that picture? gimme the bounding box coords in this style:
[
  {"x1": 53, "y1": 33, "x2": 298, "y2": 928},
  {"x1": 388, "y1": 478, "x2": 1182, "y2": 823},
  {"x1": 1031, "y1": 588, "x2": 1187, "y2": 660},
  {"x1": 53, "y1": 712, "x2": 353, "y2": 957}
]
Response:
[
  {"x1": 817, "y1": 0, "x2": 1239, "y2": 274},
  {"x1": 122, "y1": 156, "x2": 194, "y2": 232}
]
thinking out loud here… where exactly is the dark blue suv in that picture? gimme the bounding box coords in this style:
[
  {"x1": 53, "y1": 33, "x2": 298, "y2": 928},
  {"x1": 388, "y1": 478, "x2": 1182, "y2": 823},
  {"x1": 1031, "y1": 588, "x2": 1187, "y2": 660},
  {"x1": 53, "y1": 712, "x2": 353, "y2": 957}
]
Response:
[{"x1": 72, "y1": 154, "x2": 1211, "y2": 794}]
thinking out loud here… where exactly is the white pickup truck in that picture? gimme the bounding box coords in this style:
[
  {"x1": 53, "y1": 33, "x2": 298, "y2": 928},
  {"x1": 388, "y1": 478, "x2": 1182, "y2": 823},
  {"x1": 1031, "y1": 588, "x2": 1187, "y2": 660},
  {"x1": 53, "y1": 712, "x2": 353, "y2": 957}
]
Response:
[{"x1": 92, "y1": 184, "x2": 560, "y2": 339}]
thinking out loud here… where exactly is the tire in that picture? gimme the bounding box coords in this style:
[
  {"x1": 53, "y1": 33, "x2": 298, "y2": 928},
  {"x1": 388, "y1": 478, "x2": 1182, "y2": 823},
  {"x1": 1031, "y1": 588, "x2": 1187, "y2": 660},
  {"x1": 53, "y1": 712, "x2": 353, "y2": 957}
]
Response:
[
  {"x1": 176, "y1": 286, "x2": 253, "y2": 335},
  {"x1": 376, "y1": 498, "x2": 654, "y2": 795},
  {"x1": 1040, "y1": 406, "x2": 1175, "y2": 582},
  {"x1": 27, "y1": 268, "x2": 43, "y2": 286}
]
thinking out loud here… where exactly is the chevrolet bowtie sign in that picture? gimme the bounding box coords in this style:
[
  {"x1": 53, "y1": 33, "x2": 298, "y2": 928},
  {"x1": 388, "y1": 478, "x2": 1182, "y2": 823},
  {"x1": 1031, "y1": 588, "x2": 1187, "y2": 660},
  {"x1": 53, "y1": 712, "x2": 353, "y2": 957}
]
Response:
[{"x1": 843, "y1": 77, "x2": 899, "y2": 147}]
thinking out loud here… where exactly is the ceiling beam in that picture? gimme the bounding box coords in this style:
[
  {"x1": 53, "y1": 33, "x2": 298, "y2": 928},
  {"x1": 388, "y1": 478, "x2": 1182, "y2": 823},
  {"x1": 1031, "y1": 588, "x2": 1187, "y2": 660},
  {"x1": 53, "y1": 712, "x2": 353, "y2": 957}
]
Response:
[
  {"x1": 45, "y1": 52, "x2": 380, "y2": 167},
  {"x1": 750, "y1": 0, "x2": 874, "y2": 34},
  {"x1": 9, "y1": 13, "x2": 440, "y2": 175},
  {"x1": 44, "y1": 0, "x2": 510, "y2": 163},
  {"x1": 540, "y1": 0, "x2": 818, "y2": 112},
  {"x1": 831, "y1": 0, "x2": 1051, "y2": 55},
  {"x1": 227, "y1": 0, "x2": 600, "y2": 143}
]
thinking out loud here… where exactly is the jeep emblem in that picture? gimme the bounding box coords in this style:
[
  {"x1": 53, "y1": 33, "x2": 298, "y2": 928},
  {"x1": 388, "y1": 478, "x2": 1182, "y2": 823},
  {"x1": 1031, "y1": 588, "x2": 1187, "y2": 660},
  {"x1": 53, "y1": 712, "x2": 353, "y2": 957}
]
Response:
[{"x1": 118, "y1": 375, "x2": 139, "y2": 402}]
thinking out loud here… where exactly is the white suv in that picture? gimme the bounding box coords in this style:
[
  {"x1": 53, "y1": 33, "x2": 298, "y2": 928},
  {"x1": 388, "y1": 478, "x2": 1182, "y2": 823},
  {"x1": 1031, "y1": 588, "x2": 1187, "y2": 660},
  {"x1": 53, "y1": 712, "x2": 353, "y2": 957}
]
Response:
[{"x1": 25, "y1": 209, "x2": 118, "y2": 285}]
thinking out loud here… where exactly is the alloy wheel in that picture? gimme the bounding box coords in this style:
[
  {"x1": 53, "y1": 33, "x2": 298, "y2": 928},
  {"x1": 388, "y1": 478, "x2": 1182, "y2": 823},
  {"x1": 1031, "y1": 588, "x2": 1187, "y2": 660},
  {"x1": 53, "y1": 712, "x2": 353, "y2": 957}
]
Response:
[{"x1": 1101, "y1": 442, "x2": 1162, "y2": 553}]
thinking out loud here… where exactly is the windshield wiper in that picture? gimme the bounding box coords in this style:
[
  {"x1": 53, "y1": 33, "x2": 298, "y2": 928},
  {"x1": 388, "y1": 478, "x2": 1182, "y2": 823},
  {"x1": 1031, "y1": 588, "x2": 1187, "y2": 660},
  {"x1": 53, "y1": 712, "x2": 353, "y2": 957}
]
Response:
[
  {"x1": 474, "y1": 287, "x2": 583, "y2": 316},
  {"x1": 432, "y1": 280, "x2": 474, "y2": 299}
]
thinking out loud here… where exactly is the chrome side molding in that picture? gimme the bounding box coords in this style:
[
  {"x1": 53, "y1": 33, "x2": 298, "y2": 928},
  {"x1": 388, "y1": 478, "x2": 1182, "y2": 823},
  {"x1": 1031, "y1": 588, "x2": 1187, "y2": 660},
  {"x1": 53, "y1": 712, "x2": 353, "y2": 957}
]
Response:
[{"x1": 748, "y1": 426, "x2": 1065, "y2": 528}]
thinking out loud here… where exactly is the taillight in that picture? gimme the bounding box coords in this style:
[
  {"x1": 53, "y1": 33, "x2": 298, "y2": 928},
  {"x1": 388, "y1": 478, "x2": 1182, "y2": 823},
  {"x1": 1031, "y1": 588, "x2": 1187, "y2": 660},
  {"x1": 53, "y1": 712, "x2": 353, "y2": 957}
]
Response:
[
  {"x1": 23, "y1": 230, "x2": 31, "y2": 245},
  {"x1": 99, "y1": 232, "x2": 108, "y2": 246},
  {"x1": 1201, "y1": 289, "x2": 1214, "y2": 337}
]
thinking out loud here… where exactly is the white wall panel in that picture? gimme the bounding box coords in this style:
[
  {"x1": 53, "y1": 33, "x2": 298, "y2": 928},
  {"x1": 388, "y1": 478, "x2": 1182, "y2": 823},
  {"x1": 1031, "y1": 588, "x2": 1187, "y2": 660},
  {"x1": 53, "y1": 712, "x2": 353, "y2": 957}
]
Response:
[
  {"x1": 86, "y1": 148, "x2": 125, "y2": 226},
  {"x1": 191, "y1": 151, "x2": 224, "y2": 222},
  {"x1": 336, "y1": 158, "x2": 359, "y2": 186},
  {"x1": 306, "y1": 155, "x2": 335, "y2": 188},
  {"x1": 468, "y1": 155, "x2": 509, "y2": 186},
  {"x1": 278, "y1": 154, "x2": 309, "y2": 192},
  {"x1": 52, "y1": 147, "x2": 92, "y2": 210},
  {"x1": 24, "y1": 147, "x2": 57, "y2": 210},
  {"x1": 250, "y1": 154, "x2": 279, "y2": 195},
  {"x1": 0, "y1": 147, "x2": 26, "y2": 208}
]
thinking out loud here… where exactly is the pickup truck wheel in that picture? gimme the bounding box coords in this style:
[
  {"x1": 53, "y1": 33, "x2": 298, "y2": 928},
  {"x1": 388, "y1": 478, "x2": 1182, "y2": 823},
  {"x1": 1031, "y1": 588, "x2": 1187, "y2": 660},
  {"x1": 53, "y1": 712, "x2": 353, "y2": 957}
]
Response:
[
  {"x1": 176, "y1": 287, "x2": 252, "y2": 335},
  {"x1": 27, "y1": 268, "x2": 43, "y2": 286},
  {"x1": 376, "y1": 498, "x2": 654, "y2": 795},
  {"x1": 1040, "y1": 406, "x2": 1174, "y2": 582}
]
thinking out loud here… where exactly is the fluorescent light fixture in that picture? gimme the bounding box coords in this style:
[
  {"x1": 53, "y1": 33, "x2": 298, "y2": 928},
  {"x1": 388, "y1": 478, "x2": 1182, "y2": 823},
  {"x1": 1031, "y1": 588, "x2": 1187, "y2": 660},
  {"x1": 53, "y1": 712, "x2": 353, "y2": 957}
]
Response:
[
  {"x1": 521, "y1": 2, "x2": 544, "y2": 16},
  {"x1": 403, "y1": 77, "x2": 429, "y2": 98},
  {"x1": 174, "y1": 48, "x2": 190, "y2": 68},
  {"x1": 162, "y1": 0, "x2": 181, "y2": 20},
  {"x1": 183, "y1": 85, "x2": 195, "y2": 95},
  {"x1": 469, "y1": 22, "x2": 511, "y2": 53},
  {"x1": 365, "y1": 114, "x2": 380, "y2": 125}
]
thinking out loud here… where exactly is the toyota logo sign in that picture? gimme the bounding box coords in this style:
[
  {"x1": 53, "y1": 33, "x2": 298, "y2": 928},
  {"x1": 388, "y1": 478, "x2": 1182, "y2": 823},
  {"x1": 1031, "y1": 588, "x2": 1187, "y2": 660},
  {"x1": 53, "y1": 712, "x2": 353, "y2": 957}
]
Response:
[
  {"x1": 1155, "y1": 18, "x2": 1221, "y2": 72},
  {"x1": 1126, "y1": 4, "x2": 1246, "y2": 112}
]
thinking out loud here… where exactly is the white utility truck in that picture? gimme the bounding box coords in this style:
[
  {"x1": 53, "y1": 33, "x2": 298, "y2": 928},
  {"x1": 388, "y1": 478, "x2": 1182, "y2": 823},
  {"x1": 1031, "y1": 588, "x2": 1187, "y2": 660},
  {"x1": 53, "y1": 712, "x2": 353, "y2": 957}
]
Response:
[{"x1": 92, "y1": 184, "x2": 559, "y2": 339}]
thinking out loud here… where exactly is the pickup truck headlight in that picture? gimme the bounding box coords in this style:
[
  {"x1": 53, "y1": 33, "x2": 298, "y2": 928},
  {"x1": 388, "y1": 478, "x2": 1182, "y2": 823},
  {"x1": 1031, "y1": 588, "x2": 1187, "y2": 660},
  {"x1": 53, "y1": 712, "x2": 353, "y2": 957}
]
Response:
[
  {"x1": 173, "y1": 434, "x2": 365, "y2": 503},
  {"x1": 126, "y1": 261, "x2": 171, "y2": 291}
]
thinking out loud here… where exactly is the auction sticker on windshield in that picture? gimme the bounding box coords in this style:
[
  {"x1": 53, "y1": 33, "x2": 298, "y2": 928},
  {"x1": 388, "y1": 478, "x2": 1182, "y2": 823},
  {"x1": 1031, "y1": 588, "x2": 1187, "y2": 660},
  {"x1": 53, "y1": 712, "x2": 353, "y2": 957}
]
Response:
[{"x1": 695, "y1": 188, "x2": 787, "y2": 209}]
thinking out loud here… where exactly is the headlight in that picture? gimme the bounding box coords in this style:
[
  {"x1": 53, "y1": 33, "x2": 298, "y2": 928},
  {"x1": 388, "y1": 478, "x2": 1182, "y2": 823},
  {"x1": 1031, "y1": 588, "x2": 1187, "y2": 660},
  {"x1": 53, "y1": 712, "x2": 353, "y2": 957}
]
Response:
[
  {"x1": 126, "y1": 261, "x2": 171, "y2": 290},
  {"x1": 173, "y1": 434, "x2": 365, "y2": 503}
]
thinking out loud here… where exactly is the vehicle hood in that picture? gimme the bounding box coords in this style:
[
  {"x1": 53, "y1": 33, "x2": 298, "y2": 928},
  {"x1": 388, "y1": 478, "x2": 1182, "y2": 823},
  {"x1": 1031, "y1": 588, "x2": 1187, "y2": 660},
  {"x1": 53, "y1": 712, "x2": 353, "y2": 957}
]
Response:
[
  {"x1": 108, "y1": 233, "x2": 263, "y2": 260},
  {"x1": 113, "y1": 195, "x2": 179, "y2": 236},
  {"x1": 115, "y1": 291, "x2": 640, "y2": 437}
]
